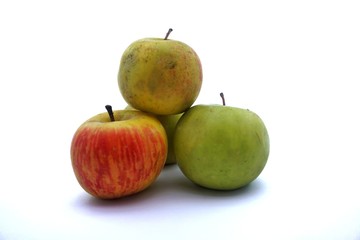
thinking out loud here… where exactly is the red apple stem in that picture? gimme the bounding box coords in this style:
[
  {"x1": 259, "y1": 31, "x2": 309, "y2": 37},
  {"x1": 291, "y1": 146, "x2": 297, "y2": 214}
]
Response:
[
  {"x1": 164, "y1": 28, "x2": 173, "y2": 40},
  {"x1": 105, "y1": 105, "x2": 115, "y2": 122},
  {"x1": 220, "y1": 92, "x2": 226, "y2": 106}
]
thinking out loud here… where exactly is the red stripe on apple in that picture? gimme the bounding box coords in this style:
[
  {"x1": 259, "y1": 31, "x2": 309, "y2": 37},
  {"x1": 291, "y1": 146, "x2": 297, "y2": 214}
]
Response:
[{"x1": 70, "y1": 106, "x2": 167, "y2": 199}]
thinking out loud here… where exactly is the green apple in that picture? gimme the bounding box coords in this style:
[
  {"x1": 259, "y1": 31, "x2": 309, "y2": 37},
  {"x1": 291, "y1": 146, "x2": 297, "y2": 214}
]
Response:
[
  {"x1": 125, "y1": 105, "x2": 182, "y2": 165},
  {"x1": 118, "y1": 28, "x2": 202, "y2": 115},
  {"x1": 174, "y1": 95, "x2": 270, "y2": 190},
  {"x1": 157, "y1": 113, "x2": 183, "y2": 164}
]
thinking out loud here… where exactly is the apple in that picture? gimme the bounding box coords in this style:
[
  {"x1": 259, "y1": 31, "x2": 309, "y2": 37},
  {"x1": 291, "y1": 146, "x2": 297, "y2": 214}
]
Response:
[
  {"x1": 157, "y1": 114, "x2": 183, "y2": 164},
  {"x1": 125, "y1": 105, "x2": 182, "y2": 165},
  {"x1": 118, "y1": 28, "x2": 202, "y2": 115},
  {"x1": 70, "y1": 105, "x2": 168, "y2": 199},
  {"x1": 174, "y1": 93, "x2": 270, "y2": 190}
]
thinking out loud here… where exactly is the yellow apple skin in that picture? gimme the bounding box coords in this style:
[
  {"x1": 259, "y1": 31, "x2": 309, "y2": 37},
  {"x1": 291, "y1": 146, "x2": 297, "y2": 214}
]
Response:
[{"x1": 118, "y1": 38, "x2": 202, "y2": 115}]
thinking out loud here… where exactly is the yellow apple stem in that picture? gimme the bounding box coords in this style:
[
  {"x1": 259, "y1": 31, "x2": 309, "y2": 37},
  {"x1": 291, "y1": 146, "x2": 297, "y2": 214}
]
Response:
[
  {"x1": 105, "y1": 105, "x2": 115, "y2": 122},
  {"x1": 220, "y1": 92, "x2": 226, "y2": 106},
  {"x1": 164, "y1": 28, "x2": 173, "y2": 40}
]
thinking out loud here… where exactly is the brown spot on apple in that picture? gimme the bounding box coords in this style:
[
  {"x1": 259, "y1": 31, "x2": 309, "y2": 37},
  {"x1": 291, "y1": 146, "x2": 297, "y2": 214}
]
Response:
[{"x1": 166, "y1": 61, "x2": 176, "y2": 69}]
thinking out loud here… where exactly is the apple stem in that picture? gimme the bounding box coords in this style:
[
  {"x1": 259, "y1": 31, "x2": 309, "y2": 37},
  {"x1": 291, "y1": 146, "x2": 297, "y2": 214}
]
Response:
[
  {"x1": 164, "y1": 28, "x2": 173, "y2": 40},
  {"x1": 220, "y1": 92, "x2": 226, "y2": 106},
  {"x1": 105, "y1": 105, "x2": 115, "y2": 122}
]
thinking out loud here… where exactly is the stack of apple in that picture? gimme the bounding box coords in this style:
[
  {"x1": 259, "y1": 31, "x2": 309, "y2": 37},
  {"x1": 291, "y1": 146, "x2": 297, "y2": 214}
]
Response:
[{"x1": 70, "y1": 29, "x2": 270, "y2": 199}]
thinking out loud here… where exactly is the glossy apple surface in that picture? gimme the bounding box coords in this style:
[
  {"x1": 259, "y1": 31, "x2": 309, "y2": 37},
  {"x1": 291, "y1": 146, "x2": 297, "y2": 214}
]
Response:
[
  {"x1": 118, "y1": 32, "x2": 202, "y2": 115},
  {"x1": 70, "y1": 110, "x2": 167, "y2": 199},
  {"x1": 174, "y1": 105, "x2": 270, "y2": 190}
]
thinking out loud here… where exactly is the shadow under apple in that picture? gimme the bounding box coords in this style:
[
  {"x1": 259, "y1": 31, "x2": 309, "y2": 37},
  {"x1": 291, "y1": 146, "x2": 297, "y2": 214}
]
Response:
[
  {"x1": 72, "y1": 164, "x2": 266, "y2": 215},
  {"x1": 158, "y1": 165, "x2": 264, "y2": 195}
]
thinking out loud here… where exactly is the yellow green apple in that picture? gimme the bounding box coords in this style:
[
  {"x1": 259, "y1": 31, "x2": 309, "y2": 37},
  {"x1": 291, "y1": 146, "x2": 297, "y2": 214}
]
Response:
[
  {"x1": 157, "y1": 113, "x2": 183, "y2": 164},
  {"x1": 174, "y1": 94, "x2": 270, "y2": 190},
  {"x1": 118, "y1": 29, "x2": 202, "y2": 115}
]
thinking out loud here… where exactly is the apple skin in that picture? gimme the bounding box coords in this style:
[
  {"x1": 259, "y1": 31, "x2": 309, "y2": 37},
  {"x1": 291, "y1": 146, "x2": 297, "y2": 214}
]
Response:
[
  {"x1": 157, "y1": 113, "x2": 183, "y2": 164},
  {"x1": 118, "y1": 37, "x2": 202, "y2": 115},
  {"x1": 125, "y1": 105, "x2": 182, "y2": 165},
  {"x1": 70, "y1": 110, "x2": 168, "y2": 199},
  {"x1": 174, "y1": 105, "x2": 270, "y2": 190}
]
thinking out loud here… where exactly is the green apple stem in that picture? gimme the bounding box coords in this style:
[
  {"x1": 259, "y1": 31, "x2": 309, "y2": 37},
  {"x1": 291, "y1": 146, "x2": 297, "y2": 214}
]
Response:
[
  {"x1": 164, "y1": 28, "x2": 173, "y2": 40},
  {"x1": 105, "y1": 105, "x2": 115, "y2": 122},
  {"x1": 220, "y1": 92, "x2": 226, "y2": 106}
]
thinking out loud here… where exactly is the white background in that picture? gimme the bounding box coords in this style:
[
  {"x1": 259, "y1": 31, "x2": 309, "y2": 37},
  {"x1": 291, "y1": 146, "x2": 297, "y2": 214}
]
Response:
[{"x1": 1, "y1": 0, "x2": 360, "y2": 239}]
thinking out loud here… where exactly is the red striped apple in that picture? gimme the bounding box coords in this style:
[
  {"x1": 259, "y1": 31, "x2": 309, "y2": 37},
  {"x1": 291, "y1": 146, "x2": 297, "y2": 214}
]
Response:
[
  {"x1": 70, "y1": 105, "x2": 168, "y2": 199},
  {"x1": 118, "y1": 28, "x2": 202, "y2": 115}
]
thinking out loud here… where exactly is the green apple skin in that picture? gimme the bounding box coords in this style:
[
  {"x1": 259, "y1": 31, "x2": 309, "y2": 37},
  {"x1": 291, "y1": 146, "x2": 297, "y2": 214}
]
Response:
[
  {"x1": 174, "y1": 105, "x2": 270, "y2": 190},
  {"x1": 125, "y1": 105, "x2": 182, "y2": 165},
  {"x1": 118, "y1": 38, "x2": 202, "y2": 115},
  {"x1": 157, "y1": 113, "x2": 183, "y2": 164}
]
